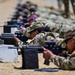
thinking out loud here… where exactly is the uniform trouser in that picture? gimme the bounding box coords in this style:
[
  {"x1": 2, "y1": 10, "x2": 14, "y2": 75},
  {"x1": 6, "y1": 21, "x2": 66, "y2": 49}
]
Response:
[
  {"x1": 63, "y1": 0, "x2": 69, "y2": 17},
  {"x1": 58, "y1": 0, "x2": 62, "y2": 9},
  {"x1": 70, "y1": 0, "x2": 75, "y2": 14}
]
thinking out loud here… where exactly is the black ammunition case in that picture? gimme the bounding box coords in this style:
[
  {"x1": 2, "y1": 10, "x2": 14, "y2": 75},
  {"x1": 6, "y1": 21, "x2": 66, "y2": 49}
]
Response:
[{"x1": 21, "y1": 47, "x2": 39, "y2": 69}]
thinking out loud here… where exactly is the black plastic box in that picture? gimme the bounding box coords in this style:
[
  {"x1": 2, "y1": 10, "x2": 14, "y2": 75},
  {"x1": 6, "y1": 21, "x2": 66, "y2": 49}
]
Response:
[
  {"x1": 0, "y1": 33, "x2": 16, "y2": 45},
  {"x1": 3, "y1": 25, "x2": 18, "y2": 33},
  {"x1": 21, "y1": 47, "x2": 39, "y2": 69}
]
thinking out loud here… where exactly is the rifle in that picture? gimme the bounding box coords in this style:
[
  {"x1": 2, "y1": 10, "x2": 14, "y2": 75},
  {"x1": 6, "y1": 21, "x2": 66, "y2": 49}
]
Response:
[{"x1": 8, "y1": 40, "x2": 64, "y2": 66}]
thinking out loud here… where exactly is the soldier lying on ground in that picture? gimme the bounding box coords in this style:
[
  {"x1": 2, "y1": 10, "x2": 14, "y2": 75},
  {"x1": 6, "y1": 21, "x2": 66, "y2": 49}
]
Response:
[
  {"x1": 43, "y1": 35, "x2": 75, "y2": 70},
  {"x1": 27, "y1": 31, "x2": 63, "y2": 46},
  {"x1": 14, "y1": 26, "x2": 51, "y2": 47}
]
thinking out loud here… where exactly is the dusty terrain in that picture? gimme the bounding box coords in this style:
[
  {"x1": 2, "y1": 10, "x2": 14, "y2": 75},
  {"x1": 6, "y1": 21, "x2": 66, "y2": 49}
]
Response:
[{"x1": 0, "y1": 0, "x2": 75, "y2": 75}]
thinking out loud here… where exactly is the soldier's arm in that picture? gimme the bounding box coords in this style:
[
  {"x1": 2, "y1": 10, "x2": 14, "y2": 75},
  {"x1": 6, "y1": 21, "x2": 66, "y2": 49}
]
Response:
[
  {"x1": 50, "y1": 55, "x2": 75, "y2": 70},
  {"x1": 14, "y1": 36, "x2": 23, "y2": 47},
  {"x1": 27, "y1": 33, "x2": 45, "y2": 46}
]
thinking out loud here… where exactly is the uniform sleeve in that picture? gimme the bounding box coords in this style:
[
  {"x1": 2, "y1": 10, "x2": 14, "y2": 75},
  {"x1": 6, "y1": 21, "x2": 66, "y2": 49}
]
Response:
[
  {"x1": 28, "y1": 33, "x2": 46, "y2": 46},
  {"x1": 50, "y1": 55, "x2": 75, "y2": 70},
  {"x1": 18, "y1": 40, "x2": 23, "y2": 47},
  {"x1": 14, "y1": 36, "x2": 23, "y2": 47}
]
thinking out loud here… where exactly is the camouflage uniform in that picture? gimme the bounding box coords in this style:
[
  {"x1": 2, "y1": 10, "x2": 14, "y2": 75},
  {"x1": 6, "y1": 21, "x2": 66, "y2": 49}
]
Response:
[
  {"x1": 70, "y1": 0, "x2": 75, "y2": 15},
  {"x1": 27, "y1": 32, "x2": 55, "y2": 46},
  {"x1": 57, "y1": 0, "x2": 63, "y2": 10},
  {"x1": 50, "y1": 35, "x2": 75, "y2": 70},
  {"x1": 50, "y1": 50, "x2": 75, "y2": 70},
  {"x1": 23, "y1": 17, "x2": 48, "y2": 37},
  {"x1": 27, "y1": 32, "x2": 64, "y2": 46},
  {"x1": 27, "y1": 32, "x2": 46, "y2": 46},
  {"x1": 15, "y1": 4, "x2": 75, "y2": 47},
  {"x1": 15, "y1": 32, "x2": 55, "y2": 47},
  {"x1": 63, "y1": 0, "x2": 75, "y2": 17},
  {"x1": 59, "y1": 19, "x2": 75, "y2": 38},
  {"x1": 24, "y1": 14, "x2": 75, "y2": 39},
  {"x1": 63, "y1": 0, "x2": 69, "y2": 17}
]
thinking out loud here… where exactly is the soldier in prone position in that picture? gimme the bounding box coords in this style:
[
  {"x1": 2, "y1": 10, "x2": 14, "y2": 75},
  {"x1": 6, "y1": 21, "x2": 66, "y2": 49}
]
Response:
[
  {"x1": 43, "y1": 35, "x2": 75, "y2": 70},
  {"x1": 14, "y1": 26, "x2": 51, "y2": 47}
]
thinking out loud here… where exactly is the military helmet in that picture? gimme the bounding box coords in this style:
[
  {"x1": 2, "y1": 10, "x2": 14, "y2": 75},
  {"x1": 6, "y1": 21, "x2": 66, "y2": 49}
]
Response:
[
  {"x1": 27, "y1": 26, "x2": 41, "y2": 33},
  {"x1": 27, "y1": 18, "x2": 46, "y2": 33},
  {"x1": 60, "y1": 33, "x2": 75, "y2": 48}
]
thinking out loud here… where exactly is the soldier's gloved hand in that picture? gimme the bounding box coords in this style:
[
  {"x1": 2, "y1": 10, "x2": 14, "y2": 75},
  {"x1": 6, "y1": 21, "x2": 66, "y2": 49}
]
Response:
[{"x1": 43, "y1": 48, "x2": 54, "y2": 60}]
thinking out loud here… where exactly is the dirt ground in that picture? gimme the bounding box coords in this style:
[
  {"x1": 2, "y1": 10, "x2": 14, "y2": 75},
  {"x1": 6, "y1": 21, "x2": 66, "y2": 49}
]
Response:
[{"x1": 0, "y1": 0, "x2": 75, "y2": 75}]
